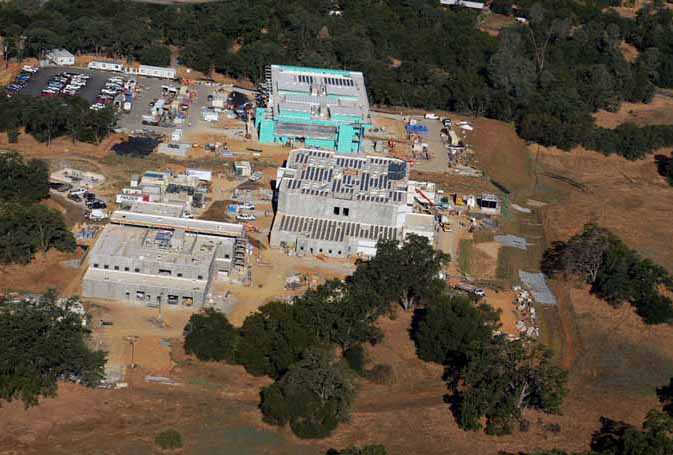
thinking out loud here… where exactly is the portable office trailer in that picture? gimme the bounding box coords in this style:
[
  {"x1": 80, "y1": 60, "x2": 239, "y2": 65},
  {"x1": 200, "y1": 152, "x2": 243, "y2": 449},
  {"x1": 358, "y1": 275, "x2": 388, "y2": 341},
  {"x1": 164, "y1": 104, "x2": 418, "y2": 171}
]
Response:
[
  {"x1": 88, "y1": 61, "x2": 124, "y2": 72},
  {"x1": 138, "y1": 65, "x2": 176, "y2": 80}
]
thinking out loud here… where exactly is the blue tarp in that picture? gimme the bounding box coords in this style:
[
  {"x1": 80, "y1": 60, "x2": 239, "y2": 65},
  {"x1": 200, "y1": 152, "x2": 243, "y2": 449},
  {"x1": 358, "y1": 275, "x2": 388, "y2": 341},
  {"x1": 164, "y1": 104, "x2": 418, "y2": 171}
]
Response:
[{"x1": 406, "y1": 124, "x2": 428, "y2": 133}]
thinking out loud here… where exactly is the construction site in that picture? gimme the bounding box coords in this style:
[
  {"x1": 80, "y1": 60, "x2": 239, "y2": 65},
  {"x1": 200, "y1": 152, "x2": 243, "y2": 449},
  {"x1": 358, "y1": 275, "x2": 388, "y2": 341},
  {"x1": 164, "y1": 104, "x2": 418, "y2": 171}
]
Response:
[
  {"x1": 81, "y1": 202, "x2": 249, "y2": 308},
  {"x1": 5, "y1": 48, "x2": 673, "y2": 455}
]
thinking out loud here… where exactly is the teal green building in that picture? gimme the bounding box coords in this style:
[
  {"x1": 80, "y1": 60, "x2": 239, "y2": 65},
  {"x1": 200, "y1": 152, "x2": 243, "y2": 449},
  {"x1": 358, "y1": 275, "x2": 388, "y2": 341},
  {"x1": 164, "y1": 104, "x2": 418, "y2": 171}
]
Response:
[{"x1": 255, "y1": 65, "x2": 372, "y2": 154}]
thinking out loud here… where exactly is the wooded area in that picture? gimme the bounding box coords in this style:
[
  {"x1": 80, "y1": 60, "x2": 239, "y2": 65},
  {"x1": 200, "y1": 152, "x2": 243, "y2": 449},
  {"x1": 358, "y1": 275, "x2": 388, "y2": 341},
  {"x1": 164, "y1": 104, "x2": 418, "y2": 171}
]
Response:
[
  {"x1": 184, "y1": 235, "x2": 567, "y2": 439},
  {"x1": 2, "y1": 0, "x2": 673, "y2": 157},
  {"x1": 542, "y1": 224, "x2": 673, "y2": 324},
  {"x1": 0, "y1": 291, "x2": 106, "y2": 407},
  {"x1": 0, "y1": 93, "x2": 117, "y2": 145},
  {"x1": 0, "y1": 152, "x2": 76, "y2": 265}
]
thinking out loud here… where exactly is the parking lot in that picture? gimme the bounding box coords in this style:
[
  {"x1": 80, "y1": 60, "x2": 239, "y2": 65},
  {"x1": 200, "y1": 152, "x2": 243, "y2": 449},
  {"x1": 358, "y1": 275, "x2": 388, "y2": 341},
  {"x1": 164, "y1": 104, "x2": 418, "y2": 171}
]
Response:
[
  {"x1": 20, "y1": 66, "x2": 113, "y2": 104},
  {"x1": 118, "y1": 76, "x2": 210, "y2": 135}
]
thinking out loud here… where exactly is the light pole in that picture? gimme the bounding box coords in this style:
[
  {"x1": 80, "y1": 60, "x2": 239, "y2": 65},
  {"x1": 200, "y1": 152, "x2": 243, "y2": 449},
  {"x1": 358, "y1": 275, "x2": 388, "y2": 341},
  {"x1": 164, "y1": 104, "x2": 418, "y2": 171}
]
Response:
[{"x1": 125, "y1": 335, "x2": 139, "y2": 369}]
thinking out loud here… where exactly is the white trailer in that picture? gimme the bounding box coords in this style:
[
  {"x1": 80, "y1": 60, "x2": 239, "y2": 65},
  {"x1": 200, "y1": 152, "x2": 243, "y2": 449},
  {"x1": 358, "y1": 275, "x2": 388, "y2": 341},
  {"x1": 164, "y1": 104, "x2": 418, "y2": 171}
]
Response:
[
  {"x1": 138, "y1": 65, "x2": 176, "y2": 80},
  {"x1": 186, "y1": 169, "x2": 212, "y2": 182},
  {"x1": 88, "y1": 61, "x2": 124, "y2": 72}
]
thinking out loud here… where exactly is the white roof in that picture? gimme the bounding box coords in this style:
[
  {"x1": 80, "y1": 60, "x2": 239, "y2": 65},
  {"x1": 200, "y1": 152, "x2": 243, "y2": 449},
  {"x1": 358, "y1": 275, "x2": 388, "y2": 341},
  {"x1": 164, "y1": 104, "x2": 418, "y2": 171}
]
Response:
[{"x1": 48, "y1": 48, "x2": 74, "y2": 58}]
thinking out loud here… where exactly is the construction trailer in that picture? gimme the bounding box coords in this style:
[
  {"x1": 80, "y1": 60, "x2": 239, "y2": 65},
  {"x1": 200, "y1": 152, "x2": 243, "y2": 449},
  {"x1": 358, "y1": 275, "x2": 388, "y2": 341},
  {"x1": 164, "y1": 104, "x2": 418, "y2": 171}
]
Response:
[
  {"x1": 255, "y1": 65, "x2": 373, "y2": 154},
  {"x1": 82, "y1": 206, "x2": 248, "y2": 307},
  {"x1": 88, "y1": 60, "x2": 124, "y2": 72},
  {"x1": 270, "y1": 148, "x2": 437, "y2": 258},
  {"x1": 126, "y1": 65, "x2": 176, "y2": 80}
]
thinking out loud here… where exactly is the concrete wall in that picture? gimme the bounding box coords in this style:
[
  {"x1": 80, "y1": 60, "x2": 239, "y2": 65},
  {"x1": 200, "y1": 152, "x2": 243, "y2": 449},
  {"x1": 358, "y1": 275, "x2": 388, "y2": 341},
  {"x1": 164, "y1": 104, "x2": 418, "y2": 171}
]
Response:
[
  {"x1": 81, "y1": 275, "x2": 207, "y2": 307},
  {"x1": 277, "y1": 191, "x2": 407, "y2": 228},
  {"x1": 88, "y1": 253, "x2": 212, "y2": 280}
]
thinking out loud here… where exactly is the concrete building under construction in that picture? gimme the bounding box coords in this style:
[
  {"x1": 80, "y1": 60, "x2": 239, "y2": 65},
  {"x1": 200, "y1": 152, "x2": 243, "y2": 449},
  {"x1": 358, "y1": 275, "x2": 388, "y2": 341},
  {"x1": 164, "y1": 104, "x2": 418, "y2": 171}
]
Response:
[
  {"x1": 82, "y1": 203, "x2": 247, "y2": 307},
  {"x1": 255, "y1": 65, "x2": 372, "y2": 153},
  {"x1": 270, "y1": 149, "x2": 437, "y2": 257}
]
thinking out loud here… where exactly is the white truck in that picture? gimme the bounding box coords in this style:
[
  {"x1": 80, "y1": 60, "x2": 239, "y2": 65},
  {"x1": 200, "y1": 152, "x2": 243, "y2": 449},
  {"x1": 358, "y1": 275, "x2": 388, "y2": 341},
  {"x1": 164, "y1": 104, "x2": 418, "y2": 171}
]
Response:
[{"x1": 454, "y1": 282, "x2": 486, "y2": 298}]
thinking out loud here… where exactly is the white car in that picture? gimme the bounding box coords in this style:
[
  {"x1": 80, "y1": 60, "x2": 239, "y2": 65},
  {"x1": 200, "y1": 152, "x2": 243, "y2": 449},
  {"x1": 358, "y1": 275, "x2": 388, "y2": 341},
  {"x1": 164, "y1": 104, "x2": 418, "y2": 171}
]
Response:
[
  {"x1": 22, "y1": 66, "x2": 38, "y2": 73},
  {"x1": 424, "y1": 113, "x2": 439, "y2": 120},
  {"x1": 236, "y1": 213, "x2": 256, "y2": 221},
  {"x1": 238, "y1": 203, "x2": 255, "y2": 210},
  {"x1": 473, "y1": 288, "x2": 486, "y2": 298}
]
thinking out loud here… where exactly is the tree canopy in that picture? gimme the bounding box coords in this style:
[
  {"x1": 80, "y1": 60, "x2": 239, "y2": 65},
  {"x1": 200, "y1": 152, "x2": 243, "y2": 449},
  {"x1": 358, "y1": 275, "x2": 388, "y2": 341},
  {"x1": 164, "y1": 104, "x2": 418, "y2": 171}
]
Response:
[
  {"x1": 413, "y1": 295, "x2": 500, "y2": 368},
  {"x1": 0, "y1": 151, "x2": 49, "y2": 203},
  {"x1": 542, "y1": 224, "x2": 673, "y2": 324},
  {"x1": 0, "y1": 153, "x2": 76, "y2": 265},
  {"x1": 0, "y1": 292, "x2": 106, "y2": 407},
  {"x1": 183, "y1": 309, "x2": 238, "y2": 362},
  {"x1": 3, "y1": 0, "x2": 673, "y2": 157},
  {"x1": 0, "y1": 93, "x2": 117, "y2": 145},
  {"x1": 350, "y1": 235, "x2": 449, "y2": 311},
  {"x1": 260, "y1": 348, "x2": 356, "y2": 439},
  {"x1": 412, "y1": 295, "x2": 567, "y2": 435}
]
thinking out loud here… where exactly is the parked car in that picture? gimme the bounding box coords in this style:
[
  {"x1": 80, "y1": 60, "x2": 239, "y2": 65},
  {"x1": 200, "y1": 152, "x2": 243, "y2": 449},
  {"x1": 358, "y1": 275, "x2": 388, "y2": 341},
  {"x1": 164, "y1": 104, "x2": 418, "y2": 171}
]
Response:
[
  {"x1": 236, "y1": 213, "x2": 256, "y2": 221},
  {"x1": 67, "y1": 193, "x2": 82, "y2": 203},
  {"x1": 442, "y1": 118, "x2": 453, "y2": 127},
  {"x1": 238, "y1": 203, "x2": 255, "y2": 210},
  {"x1": 424, "y1": 113, "x2": 439, "y2": 120}
]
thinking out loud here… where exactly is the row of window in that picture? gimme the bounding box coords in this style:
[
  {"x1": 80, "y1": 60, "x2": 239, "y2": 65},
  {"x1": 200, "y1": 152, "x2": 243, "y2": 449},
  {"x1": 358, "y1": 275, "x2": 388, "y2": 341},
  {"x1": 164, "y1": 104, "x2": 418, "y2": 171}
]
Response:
[
  {"x1": 92, "y1": 263, "x2": 203, "y2": 280},
  {"x1": 299, "y1": 246, "x2": 342, "y2": 255},
  {"x1": 333, "y1": 206, "x2": 350, "y2": 216}
]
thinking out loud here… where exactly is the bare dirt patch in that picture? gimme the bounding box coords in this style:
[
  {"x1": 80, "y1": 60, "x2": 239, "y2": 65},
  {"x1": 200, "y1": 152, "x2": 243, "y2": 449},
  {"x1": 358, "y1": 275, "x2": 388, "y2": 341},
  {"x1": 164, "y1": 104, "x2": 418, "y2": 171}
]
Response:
[
  {"x1": 619, "y1": 41, "x2": 639, "y2": 63},
  {"x1": 0, "y1": 249, "x2": 84, "y2": 295},
  {"x1": 479, "y1": 13, "x2": 517, "y2": 37}
]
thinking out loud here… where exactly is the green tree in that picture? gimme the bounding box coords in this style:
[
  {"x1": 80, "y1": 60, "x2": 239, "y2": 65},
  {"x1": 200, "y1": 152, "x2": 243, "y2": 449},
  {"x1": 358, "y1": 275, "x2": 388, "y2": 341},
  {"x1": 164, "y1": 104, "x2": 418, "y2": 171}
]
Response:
[
  {"x1": 542, "y1": 224, "x2": 673, "y2": 324},
  {"x1": 294, "y1": 280, "x2": 384, "y2": 351},
  {"x1": 236, "y1": 301, "x2": 316, "y2": 379},
  {"x1": 413, "y1": 295, "x2": 500, "y2": 368},
  {"x1": 0, "y1": 293, "x2": 106, "y2": 407},
  {"x1": 0, "y1": 204, "x2": 76, "y2": 265},
  {"x1": 455, "y1": 338, "x2": 568, "y2": 435},
  {"x1": 350, "y1": 235, "x2": 449, "y2": 311},
  {"x1": 0, "y1": 152, "x2": 49, "y2": 203},
  {"x1": 138, "y1": 44, "x2": 171, "y2": 67},
  {"x1": 184, "y1": 309, "x2": 238, "y2": 362},
  {"x1": 260, "y1": 349, "x2": 356, "y2": 439}
]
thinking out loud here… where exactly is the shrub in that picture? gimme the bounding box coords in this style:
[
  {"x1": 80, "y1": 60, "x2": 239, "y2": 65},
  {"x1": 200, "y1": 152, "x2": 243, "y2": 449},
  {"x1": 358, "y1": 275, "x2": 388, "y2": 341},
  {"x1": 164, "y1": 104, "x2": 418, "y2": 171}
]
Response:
[{"x1": 155, "y1": 429, "x2": 183, "y2": 450}]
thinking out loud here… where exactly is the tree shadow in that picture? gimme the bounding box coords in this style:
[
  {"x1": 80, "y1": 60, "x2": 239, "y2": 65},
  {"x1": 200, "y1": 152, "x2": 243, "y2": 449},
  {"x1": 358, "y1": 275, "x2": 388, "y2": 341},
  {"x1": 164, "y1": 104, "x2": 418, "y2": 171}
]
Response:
[
  {"x1": 590, "y1": 416, "x2": 633, "y2": 452},
  {"x1": 656, "y1": 377, "x2": 673, "y2": 417},
  {"x1": 654, "y1": 154, "x2": 673, "y2": 184}
]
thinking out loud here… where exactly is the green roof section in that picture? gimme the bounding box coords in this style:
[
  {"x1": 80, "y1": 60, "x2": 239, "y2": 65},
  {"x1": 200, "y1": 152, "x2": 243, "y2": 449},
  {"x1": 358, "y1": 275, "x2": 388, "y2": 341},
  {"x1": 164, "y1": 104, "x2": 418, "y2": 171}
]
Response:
[{"x1": 255, "y1": 65, "x2": 372, "y2": 154}]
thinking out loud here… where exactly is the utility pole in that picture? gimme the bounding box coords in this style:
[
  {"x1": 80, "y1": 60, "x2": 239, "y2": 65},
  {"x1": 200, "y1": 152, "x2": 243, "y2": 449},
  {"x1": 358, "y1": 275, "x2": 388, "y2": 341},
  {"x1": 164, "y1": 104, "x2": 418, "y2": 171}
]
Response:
[{"x1": 125, "y1": 336, "x2": 139, "y2": 369}]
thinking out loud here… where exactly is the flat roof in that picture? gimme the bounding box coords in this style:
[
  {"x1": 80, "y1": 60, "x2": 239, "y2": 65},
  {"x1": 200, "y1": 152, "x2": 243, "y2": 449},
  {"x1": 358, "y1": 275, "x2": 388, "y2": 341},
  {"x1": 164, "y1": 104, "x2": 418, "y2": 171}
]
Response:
[
  {"x1": 91, "y1": 224, "x2": 220, "y2": 266},
  {"x1": 279, "y1": 149, "x2": 408, "y2": 205},
  {"x1": 269, "y1": 64, "x2": 371, "y2": 126},
  {"x1": 139, "y1": 64, "x2": 176, "y2": 72},
  {"x1": 130, "y1": 201, "x2": 184, "y2": 218},
  {"x1": 111, "y1": 210, "x2": 244, "y2": 238}
]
